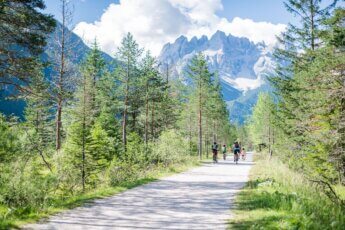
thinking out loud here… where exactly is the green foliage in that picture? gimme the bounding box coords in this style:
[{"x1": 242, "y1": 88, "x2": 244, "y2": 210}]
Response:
[
  {"x1": 0, "y1": 27, "x2": 232, "y2": 228},
  {"x1": 249, "y1": 1, "x2": 345, "y2": 205},
  {"x1": 229, "y1": 154, "x2": 345, "y2": 230},
  {"x1": 0, "y1": 0, "x2": 56, "y2": 90},
  {"x1": 249, "y1": 93, "x2": 275, "y2": 148},
  {"x1": 124, "y1": 132, "x2": 147, "y2": 164},
  {"x1": 151, "y1": 130, "x2": 191, "y2": 165},
  {"x1": 0, "y1": 161, "x2": 56, "y2": 209},
  {"x1": 106, "y1": 159, "x2": 141, "y2": 186},
  {"x1": 179, "y1": 53, "x2": 233, "y2": 159},
  {"x1": 0, "y1": 114, "x2": 21, "y2": 163}
]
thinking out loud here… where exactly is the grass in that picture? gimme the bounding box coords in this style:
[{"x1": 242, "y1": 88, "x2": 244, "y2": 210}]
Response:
[
  {"x1": 0, "y1": 160, "x2": 199, "y2": 229},
  {"x1": 228, "y1": 153, "x2": 345, "y2": 230}
]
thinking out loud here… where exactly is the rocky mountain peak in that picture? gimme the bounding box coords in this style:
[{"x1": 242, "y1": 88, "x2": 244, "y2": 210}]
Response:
[{"x1": 158, "y1": 30, "x2": 276, "y2": 123}]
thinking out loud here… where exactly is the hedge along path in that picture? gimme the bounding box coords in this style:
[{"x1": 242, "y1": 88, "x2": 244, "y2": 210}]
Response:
[{"x1": 24, "y1": 153, "x2": 253, "y2": 230}]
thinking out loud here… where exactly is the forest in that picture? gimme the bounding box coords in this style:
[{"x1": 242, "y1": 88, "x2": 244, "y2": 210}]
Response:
[
  {"x1": 0, "y1": 0, "x2": 235, "y2": 227},
  {"x1": 238, "y1": 1, "x2": 345, "y2": 228},
  {"x1": 1, "y1": 0, "x2": 345, "y2": 229}
]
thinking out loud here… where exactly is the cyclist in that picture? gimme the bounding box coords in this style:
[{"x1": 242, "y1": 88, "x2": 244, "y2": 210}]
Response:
[
  {"x1": 221, "y1": 144, "x2": 227, "y2": 160},
  {"x1": 233, "y1": 141, "x2": 240, "y2": 164},
  {"x1": 241, "y1": 147, "x2": 246, "y2": 160},
  {"x1": 212, "y1": 142, "x2": 218, "y2": 163}
]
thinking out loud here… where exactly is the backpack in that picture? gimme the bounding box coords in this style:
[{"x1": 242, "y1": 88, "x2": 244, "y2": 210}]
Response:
[
  {"x1": 212, "y1": 144, "x2": 218, "y2": 150},
  {"x1": 222, "y1": 146, "x2": 226, "y2": 153}
]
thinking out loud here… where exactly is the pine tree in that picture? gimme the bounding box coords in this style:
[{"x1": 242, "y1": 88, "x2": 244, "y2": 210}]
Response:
[
  {"x1": 0, "y1": 0, "x2": 55, "y2": 93},
  {"x1": 66, "y1": 44, "x2": 112, "y2": 191},
  {"x1": 24, "y1": 62, "x2": 54, "y2": 171},
  {"x1": 140, "y1": 52, "x2": 158, "y2": 143},
  {"x1": 263, "y1": 3, "x2": 345, "y2": 203},
  {"x1": 249, "y1": 93, "x2": 275, "y2": 155},
  {"x1": 49, "y1": 0, "x2": 77, "y2": 151},
  {"x1": 115, "y1": 33, "x2": 143, "y2": 149},
  {"x1": 270, "y1": 0, "x2": 339, "y2": 147},
  {"x1": 186, "y1": 53, "x2": 213, "y2": 160},
  {"x1": 81, "y1": 40, "x2": 106, "y2": 116}
]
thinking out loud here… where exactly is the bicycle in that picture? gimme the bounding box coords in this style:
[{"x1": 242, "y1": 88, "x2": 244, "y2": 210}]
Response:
[
  {"x1": 234, "y1": 153, "x2": 239, "y2": 164},
  {"x1": 213, "y1": 151, "x2": 218, "y2": 163}
]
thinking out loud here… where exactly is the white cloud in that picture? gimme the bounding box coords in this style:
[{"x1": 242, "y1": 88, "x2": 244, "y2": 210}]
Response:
[
  {"x1": 218, "y1": 17, "x2": 286, "y2": 45},
  {"x1": 73, "y1": 0, "x2": 286, "y2": 56}
]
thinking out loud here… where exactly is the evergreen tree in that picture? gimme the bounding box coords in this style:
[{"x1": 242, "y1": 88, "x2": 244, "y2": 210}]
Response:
[
  {"x1": 140, "y1": 52, "x2": 159, "y2": 143},
  {"x1": 261, "y1": 2, "x2": 345, "y2": 203},
  {"x1": 50, "y1": 0, "x2": 78, "y2": 151},
  {"x1": 249, "y1": 93, "x2": 276, "y2": 155},
  {"x1": 66, "y1": 44, "x2": 113, "y2": 191},
  {"x1": 270, "y1": 0, "x2": 340, "y2": 147},
  {"x1": 0, "y1": 0, "x2": 55, "y2": 92},
  {"x1": 115, "y1": 33, "x2": 143, "y2": 149},
  {"x1": 186, "y1": 53, "x2": 213, "y2": 160},
  {"x1": 24, "y1": 62, "x2": 54, "y2": 170}
]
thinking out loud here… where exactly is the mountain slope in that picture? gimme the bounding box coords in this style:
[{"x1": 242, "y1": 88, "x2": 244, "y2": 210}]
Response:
[
  {"x1": 158, "y1": 31, "x2": 275, "y2": 123},
  {"x1": 0, "y1": 22, "x2": 114, "y2": 117}
]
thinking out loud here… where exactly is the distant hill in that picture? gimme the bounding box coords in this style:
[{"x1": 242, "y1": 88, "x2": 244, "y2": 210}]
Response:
[
  {"x1": 0, "y1": 22, "x2": 115, "y2": 118},
  {"x1": 158, "y1": 30, "x2": 275, "y2": 123}
]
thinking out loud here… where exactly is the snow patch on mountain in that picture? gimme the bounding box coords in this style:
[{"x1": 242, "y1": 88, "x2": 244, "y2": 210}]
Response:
[
  {"x1": 158, "y1": 30, "x2": 276, "y2": 122},
  {"x1": 222, "y1": 75, "x2": 264, "y2": 92}
]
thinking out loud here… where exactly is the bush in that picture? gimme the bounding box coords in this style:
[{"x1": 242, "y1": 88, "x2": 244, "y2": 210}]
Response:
[
  {"x1": 106, "y1": 159, "x2": 141, "y2": 186},
  {"x1": 0, "y1": 159, "x2": 57, "y2": 211},
  {"x1": 150, "y1": 130, "x2": 191, "y2": 166},
  {"x1": 124, "y1": 132, "x2": 147, "y2": 164}
]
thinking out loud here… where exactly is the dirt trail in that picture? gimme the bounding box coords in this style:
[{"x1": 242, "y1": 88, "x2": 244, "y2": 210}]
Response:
[{"x1": 24, "y1": 153, "x2": 253, "y2": 230}]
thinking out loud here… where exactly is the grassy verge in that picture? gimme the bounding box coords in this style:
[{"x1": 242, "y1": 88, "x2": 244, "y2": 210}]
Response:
[
  {"x1": 228, "y1": 153, "x2": 345, "y2": 230},
  {"x1": 0, "y1": 160, "x2": 199, "y2": 229}
]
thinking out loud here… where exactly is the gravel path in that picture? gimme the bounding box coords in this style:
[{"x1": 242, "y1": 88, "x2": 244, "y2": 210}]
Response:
[{"x1": 24, "y1": 152, "x2": 253, "y2": 230}]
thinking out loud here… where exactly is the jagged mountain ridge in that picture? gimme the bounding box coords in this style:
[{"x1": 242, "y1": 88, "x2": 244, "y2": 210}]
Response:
[{"x1": 158, "y1": 30, "x2": 275, "y2": 123}]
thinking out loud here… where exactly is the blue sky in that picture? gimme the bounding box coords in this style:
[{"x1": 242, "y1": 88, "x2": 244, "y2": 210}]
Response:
[
  {"x1": 43, "y1": 0, "x2": 343, "y2": 56},
  {"x1": 45, "y1": 0, "x2": 118, "y2": 25},
  {"x1": 45, "y1": 0, "x2": 293, "y2": 25}
]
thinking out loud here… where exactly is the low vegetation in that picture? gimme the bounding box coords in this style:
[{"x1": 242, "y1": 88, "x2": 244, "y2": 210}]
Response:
[
  {"x1": 229, "y1": 153, "x2": 345, "y2": 229},
  {"x1": 0, "y1": 158, "x2": 198, "y2": 229}
]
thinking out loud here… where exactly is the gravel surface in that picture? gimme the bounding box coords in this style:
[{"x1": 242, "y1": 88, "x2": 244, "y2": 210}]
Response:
[{"x1": 24, "y1": 152, "x2": 253, "y2": 230}]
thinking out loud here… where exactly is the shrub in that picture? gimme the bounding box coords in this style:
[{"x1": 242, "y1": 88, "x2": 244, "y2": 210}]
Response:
[{"x1": 150, "y1": 130, "x2": 191, "y2": 166}]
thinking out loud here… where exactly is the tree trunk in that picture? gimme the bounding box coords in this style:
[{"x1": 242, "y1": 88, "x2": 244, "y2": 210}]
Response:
[
  {"x1": 132, "y1": 112, "x2": 137, "y2": 133},
  {"x1": 310, "y1": 0, "x2": 315, "y2": 51},
  {"x1": 198, "y1": 79, "x2": 202, "y2": 160},
  {"x1": 81, "y1": 74, "x2": 86, "y2": 192},
  {"x1": 189, "y1": 110, "x2": 192, "y2": 154},
  {"x1": 215, "y1": 121, "x2": 218, "y2": 143},
  {"x1": 339, "y1": 71, "x2": 345, "y2": 184},
  {"x1": 206, "y1": 117, "x2": 209, "y2": 159},
  {"x1": 122, "y1": 56, "x2": 130, "y2": 149},
  {"x1": 213, "y1": 120, "x2": 216, "y2": 143},
  {"x1": 55, "y1": 1, "x2": 66, "y2": 151},
  {"x1": 122, "y1": 81, "x2": 128, "y2": 149},
  {"x1": 56, "y1": 100, "x2": 62, "y2": 150},
  {"x1": 151, "y1": 100, "x2": 155, "y2": 140},
  {"x1": 271, "y1": 126, "x2": 275, "y2": 158},
  {"x1": 145, "y1": 82, "x2": 149, "y2": 144},
  {"x1": 268, "y1": 125, "x2": 271, "y2": 155}
]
